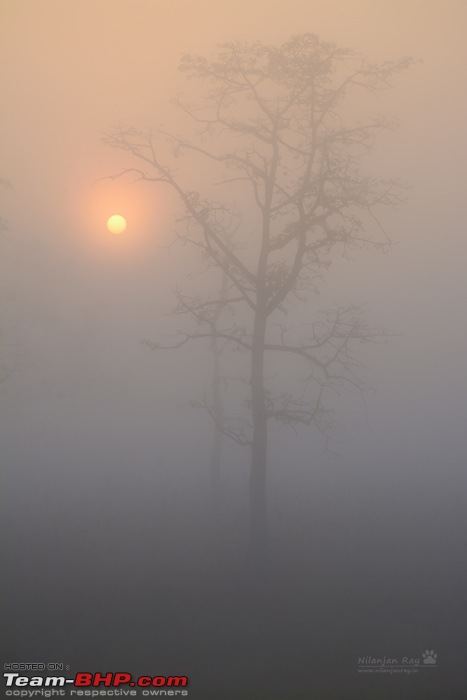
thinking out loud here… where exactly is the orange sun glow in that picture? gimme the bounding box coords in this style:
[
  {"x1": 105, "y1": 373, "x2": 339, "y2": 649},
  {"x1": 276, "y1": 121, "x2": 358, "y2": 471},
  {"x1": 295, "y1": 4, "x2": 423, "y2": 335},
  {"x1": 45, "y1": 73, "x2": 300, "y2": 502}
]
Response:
[{"x1": 107, "y1": 214, "x2": 127, "y2": 234}]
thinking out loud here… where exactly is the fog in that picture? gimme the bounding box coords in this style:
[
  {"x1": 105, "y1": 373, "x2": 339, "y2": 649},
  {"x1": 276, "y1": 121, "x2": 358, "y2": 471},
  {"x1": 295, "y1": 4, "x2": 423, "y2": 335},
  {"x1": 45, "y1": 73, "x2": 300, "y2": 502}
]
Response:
[{"x1": 1, "y1": 2, "x2": 466, "y2": 699}]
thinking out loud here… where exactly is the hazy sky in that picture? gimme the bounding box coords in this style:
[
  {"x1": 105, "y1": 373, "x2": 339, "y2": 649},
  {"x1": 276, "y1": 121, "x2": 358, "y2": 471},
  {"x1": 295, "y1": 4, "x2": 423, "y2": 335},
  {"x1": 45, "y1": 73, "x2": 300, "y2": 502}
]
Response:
[{"x1": 2, "y1": 0, "x2": 466, "y2": 450}]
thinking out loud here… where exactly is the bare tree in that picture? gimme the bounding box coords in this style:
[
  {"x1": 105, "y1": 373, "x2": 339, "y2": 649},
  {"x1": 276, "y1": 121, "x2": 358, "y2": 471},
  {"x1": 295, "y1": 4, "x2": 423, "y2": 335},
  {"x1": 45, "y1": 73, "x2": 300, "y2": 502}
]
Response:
[{"x1": 105, "y1": 34, "x2": 413, "y2": 563}]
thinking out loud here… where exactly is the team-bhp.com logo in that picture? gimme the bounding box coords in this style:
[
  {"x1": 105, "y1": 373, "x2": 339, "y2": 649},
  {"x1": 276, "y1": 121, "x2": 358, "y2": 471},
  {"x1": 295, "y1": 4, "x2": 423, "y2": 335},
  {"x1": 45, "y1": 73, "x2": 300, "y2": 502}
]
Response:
[{"x1": 4, "y1": 672, "x2": 189, "y2": 696}]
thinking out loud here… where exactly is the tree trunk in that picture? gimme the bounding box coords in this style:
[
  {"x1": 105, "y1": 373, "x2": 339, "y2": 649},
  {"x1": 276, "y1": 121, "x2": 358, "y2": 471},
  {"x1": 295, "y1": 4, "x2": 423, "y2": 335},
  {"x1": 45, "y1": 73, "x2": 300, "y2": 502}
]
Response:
[
  {"x1": 209, "y1": 271, "x2": 228, "y2": 503},
  {"x1": 209, "y1": 333, "x2": 223, "y2": 501},
  {"x1": 248, "y1": 310, "x2": 268, "y2": 565}
]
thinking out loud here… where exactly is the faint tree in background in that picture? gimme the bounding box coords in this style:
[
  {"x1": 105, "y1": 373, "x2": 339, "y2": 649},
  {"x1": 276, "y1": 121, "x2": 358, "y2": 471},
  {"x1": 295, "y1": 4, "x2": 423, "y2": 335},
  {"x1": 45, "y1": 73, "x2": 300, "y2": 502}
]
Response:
[
  {"x1": 1, "y1": 176, "x2": 13, "y2": 385},
  {"x1": 172, "y1": 267, "x2": 230, "y2": 503},
  {"x1": 0, "y1": 177, "x2": 12, "y2": 234},
  {"x1": 106, "y1": 34, "x2": 412, "y2": 563}
]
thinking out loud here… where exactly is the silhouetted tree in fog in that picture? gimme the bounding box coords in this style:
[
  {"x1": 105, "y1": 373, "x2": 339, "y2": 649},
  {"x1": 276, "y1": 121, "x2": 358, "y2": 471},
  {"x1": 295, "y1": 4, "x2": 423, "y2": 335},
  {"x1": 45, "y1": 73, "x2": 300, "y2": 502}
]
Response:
[{"x1": 106, "y1": 34, "x2": 412, "y2": 563}]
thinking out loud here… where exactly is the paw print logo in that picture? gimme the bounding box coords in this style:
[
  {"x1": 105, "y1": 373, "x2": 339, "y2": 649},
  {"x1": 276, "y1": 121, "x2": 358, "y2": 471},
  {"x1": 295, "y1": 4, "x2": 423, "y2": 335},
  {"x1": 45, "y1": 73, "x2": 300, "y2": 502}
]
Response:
[{"x1": 422, "y1": 650, "x2": 437, "y2": 665}]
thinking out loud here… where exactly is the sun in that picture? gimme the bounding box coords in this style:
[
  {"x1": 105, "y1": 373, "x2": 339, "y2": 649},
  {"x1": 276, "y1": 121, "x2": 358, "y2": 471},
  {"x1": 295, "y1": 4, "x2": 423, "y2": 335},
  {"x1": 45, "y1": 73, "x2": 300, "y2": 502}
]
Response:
[{"x1": 107, "y1": 214, "x2": 127, "y2": 234}]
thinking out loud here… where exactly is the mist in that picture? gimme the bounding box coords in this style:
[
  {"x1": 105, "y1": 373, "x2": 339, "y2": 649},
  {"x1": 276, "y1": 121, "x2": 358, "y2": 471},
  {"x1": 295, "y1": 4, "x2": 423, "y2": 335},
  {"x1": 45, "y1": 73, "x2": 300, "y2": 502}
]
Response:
[{"x1": 1, "y1": 2, "x2": 467, "y2": 699}]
